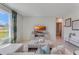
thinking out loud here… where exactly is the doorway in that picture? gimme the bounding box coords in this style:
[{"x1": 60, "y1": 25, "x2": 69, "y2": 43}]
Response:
[{"x1": 56, "y1": 17, "x2": 63, "y2": 40}]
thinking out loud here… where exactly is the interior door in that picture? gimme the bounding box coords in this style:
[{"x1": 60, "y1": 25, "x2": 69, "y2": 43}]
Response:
[{"x1": 56, "y1": 22, "x2": 62, "y2": 39}]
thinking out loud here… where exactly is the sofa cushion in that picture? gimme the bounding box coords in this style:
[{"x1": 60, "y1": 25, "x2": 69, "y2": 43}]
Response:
[
  {"x1": 51, "y1": 45, "x2": 65, "y2": 54},
  {"x1": 41, "y1": 45, "x2": 50, "y2": 54},
  {"x1": 36, "y1": 45, "x2": 50, "y2": 54}
]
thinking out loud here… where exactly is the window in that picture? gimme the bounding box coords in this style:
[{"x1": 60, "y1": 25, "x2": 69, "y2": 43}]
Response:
[{"x1": 0, "y1": 9, "x2": 11, "y2": 44}]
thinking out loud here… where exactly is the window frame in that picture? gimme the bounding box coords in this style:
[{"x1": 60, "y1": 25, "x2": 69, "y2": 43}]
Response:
[{"x1": 0, "y1": 4, "x2": 12, "y2": 44}]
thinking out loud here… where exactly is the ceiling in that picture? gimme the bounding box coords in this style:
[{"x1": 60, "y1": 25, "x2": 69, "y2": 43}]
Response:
[{"x1": 4, "y1": 3, "x2": 79, "y2": 17}]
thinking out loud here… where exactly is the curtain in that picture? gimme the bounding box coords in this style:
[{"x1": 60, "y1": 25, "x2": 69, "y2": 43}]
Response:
[{"x1": 11, "y1": 10, "x2": 17, "y2": 43}]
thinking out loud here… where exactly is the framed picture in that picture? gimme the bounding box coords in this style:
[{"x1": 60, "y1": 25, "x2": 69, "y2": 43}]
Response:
[
  {"x1": 72, "y1": 20, "x2": 79, "y2": 30},
  {"x1": 65, "y1": 18, "x2": 71, "y2": 27}
]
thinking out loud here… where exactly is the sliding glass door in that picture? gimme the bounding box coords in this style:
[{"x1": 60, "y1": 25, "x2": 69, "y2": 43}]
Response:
[{"x1": 0, "y1": 9, "x2": 11, "y2": 44}]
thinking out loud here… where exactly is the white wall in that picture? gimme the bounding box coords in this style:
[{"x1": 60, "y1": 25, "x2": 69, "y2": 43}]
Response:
[
  {"x1": 16, "y1": 14, "x2": 23, "y2": 43},
  {"x1": 23, "y1": 16, "x2": 56, "y2": 42},
  {"x1": 64, "y1": 6, "x2": 79, "y2": 41}
]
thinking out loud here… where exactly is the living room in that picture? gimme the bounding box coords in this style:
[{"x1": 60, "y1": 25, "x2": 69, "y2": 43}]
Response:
[{"x1": 0, "y1": 3, "x2": 79, "y2": 55}]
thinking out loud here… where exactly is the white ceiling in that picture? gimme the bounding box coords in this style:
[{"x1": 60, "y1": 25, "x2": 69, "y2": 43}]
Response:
[{"x1": 4, "y1": 3, "x2": 79, "y2": 17}]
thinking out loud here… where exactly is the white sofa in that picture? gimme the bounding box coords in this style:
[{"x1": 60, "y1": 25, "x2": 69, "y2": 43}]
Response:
[
  {"x1": 8, "y1": 43, "x2": 73, "y2": 55},
  {"x1": 0, "y1": 43, "x2": 22, "y2": 55},
  {"x1": 51, "y1": 45, "x2": 73, "y2": 55},
  {"x1": 69, "y1": 36, "x2": 79, "y2": 47},
  {"x1": 0, "y1": 40, "x2": 73, "y2": 55}
]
